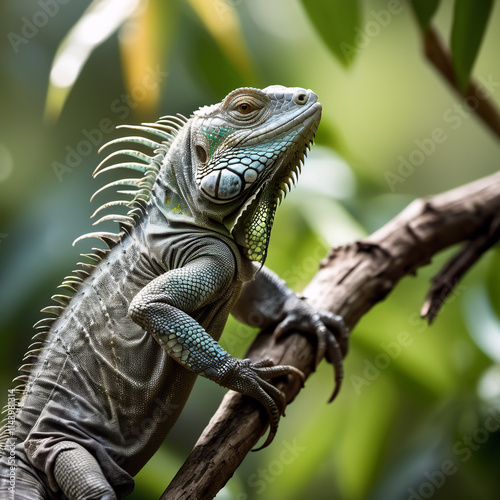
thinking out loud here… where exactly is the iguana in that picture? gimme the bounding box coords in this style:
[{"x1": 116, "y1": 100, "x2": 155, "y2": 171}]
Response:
[{"x1": 0, "y1": 85, "x2": 347, "y2": 499}]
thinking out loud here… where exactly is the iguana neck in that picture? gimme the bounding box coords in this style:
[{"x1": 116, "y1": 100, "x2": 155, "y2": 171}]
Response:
[{"x1": 151, "y1": 123, "x2": 231, "y2": 238}]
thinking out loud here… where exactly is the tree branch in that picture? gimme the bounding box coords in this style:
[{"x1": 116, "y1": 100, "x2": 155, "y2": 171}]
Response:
[
  {"x1": 421, "y1": 213, "x2": 500, "y2": 323},
  {"x1": 422, "y1": 26, "x2": 500, "y2": 140},
  {"x1": 161, "y1": 171, "x2": 500, "y2": 499}
]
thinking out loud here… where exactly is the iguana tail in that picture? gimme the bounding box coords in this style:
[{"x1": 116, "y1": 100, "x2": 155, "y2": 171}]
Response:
[{"x1": 0, "y1": 454, "x2": 47, "y2": 499}]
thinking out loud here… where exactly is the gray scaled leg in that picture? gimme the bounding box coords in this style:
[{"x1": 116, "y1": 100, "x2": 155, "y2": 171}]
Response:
[{"x1": 52, "y1": 442, "x2": 116, "y2": 500}]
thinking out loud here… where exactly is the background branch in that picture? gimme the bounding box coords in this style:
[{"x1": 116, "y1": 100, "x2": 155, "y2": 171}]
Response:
[
  {"x1": 161, "y1": 171, "x2": 500, "y2": 499},
  {"x1": 421, "y1": 213, "x2": 500, "y2": 323},
  {"x1": 422, "y1": 26, "x2": 500, "y2": 140}
]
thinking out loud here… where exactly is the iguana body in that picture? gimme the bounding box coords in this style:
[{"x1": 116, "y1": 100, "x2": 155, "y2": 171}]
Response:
[{"x1": 0, "y1": 86, "x2": 346, "y2": 499}]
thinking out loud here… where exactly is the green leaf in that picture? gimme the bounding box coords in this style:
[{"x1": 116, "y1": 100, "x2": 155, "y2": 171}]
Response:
[
  {"x1": 451, "y1": 0, "x2": 494, "y2": 93},
  {"x1": 299, "y1": 0, "x2": 361, "y2": 67},
  {"x1": 118, "y1": 0, "x2": 174, "y2": 120},
  {"x1": 186, "y1": 0, "x2": 257, "y2": 82},
  {"x1": 411, "y1": 0, "x2": 441, "y2": 30},
  {"x1": 44, "y1": 0, "x2": 143, "y2": 122}
]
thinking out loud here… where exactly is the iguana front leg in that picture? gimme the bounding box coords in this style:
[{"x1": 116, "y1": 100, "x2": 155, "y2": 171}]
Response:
[
  {"x1": 232, "y1": 266, "x2": 348, "y2": 401},
  {"x1": 128, "y1": 254, "x2": 304, "y2": 441}
]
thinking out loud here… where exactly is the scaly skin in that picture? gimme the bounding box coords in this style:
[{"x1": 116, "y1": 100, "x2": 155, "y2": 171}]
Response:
[{"x1": 0, "y1": 86, "x2": 347, "y2": 499}]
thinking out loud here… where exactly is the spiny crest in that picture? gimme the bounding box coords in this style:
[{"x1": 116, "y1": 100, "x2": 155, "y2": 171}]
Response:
[
  {"x1": 0, "y1": 114, "x2": 188, "y2": 445},
  {"x1": 276, "y1": 151, "x2": 306, "y2": 205},
  {"x1": 74, "y1": 113, "x2": 188, "y2": 248}
]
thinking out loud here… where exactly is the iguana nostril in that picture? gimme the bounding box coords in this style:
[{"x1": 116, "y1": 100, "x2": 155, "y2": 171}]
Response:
[
  {"x1": 294, "y1": 92, "x2": 308, "y2": 105},
  {"x1": 195, "y1": 144, "x2": 208, "y2": 164}
]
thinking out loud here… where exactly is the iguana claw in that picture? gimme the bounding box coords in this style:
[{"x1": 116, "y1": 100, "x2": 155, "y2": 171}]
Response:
[
  {"x1": 219, "y1": 357, "x2": 305, "y2": 450},
  {"x1": 273, "y1": 300, "x2": 349, "y2": 402}
]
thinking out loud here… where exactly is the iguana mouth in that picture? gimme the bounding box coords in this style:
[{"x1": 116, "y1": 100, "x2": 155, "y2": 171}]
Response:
[
  {"x1": 268, "y1": 101, "x2": 322, "y2": 199},
  {"x1": 238, "y1": 99, "x2": 322, "y2": 205}
]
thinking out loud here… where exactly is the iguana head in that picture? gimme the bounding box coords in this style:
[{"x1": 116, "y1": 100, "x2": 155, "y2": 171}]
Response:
[
  {"x1": 88, "y1": 85, "x2": 321, "y2": 265},
  {"x1": 189, "y1": 85, "x2": 322, "y2": 263}
]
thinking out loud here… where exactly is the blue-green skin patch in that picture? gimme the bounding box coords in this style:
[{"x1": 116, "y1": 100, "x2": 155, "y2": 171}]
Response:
[{"x1": 201, "y1": 126, "x2": 235, "y2": 157}]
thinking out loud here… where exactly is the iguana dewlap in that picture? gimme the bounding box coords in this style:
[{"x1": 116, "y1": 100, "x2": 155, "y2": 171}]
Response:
[{"x1": 0, "y1": 86, "x2": 347, "y2": 499}]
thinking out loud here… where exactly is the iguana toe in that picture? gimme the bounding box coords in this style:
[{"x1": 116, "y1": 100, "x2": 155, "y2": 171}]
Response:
[
  {"x1": 272, "y1": 299, "x2": 349, "y2": 402},
  {"x1": 219, "y1": 357, "x2": 304, "y2": 449}
]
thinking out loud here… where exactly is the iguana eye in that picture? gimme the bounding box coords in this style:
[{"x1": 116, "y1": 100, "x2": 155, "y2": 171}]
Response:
[{"x1": 238, "y1": 102, "x2": 252, "y2": 114}]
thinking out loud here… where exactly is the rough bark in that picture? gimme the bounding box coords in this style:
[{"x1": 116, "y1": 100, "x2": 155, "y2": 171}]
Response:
[{"x1": 161, "y1": 171, "x2": 500, "y2": 499}]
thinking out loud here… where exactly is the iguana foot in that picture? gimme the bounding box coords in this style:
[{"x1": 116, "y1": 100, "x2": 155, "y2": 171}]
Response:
[
  {"x1": 273, "y1": 296, "x2": 349, "y2": 402},
  {"x1": 218, "y1": 357, "x2": 304, "y2": 449}
]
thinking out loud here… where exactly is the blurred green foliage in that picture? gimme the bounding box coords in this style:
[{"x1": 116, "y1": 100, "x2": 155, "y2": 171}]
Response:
[{"x1": 1, "y1": 0, "x2": 500, "y2": 499}]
